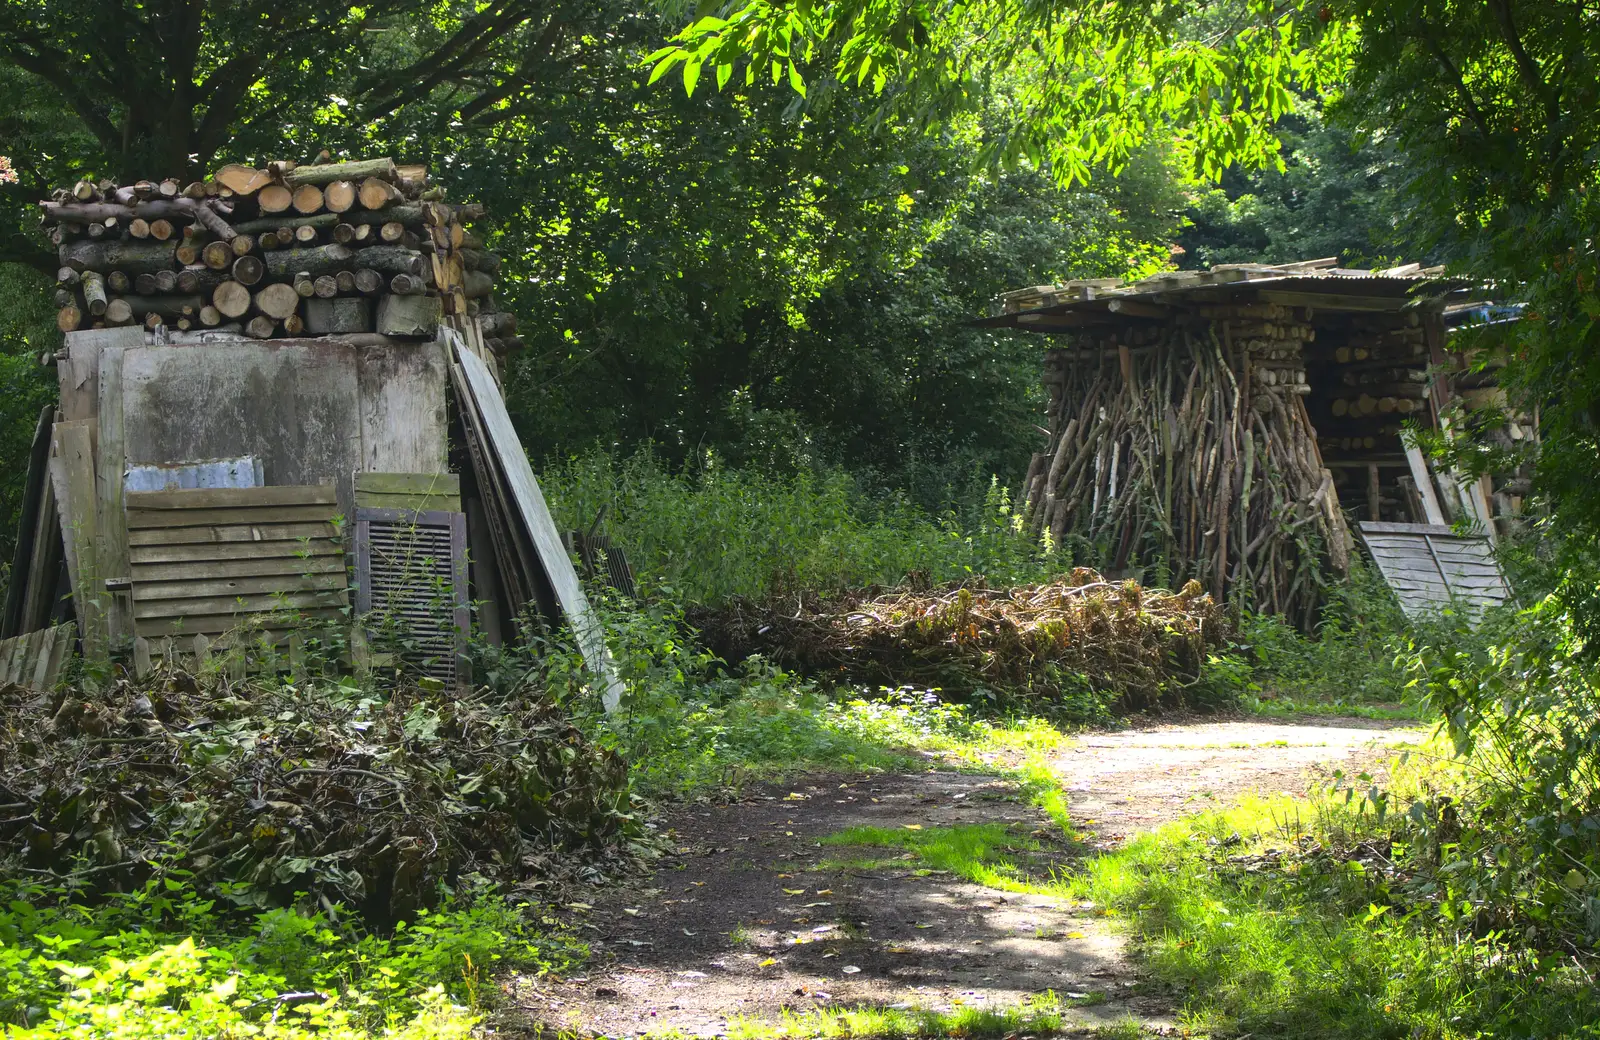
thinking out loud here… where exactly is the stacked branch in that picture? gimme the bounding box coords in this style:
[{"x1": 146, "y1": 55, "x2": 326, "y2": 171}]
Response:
[
  {"x1": 40, "y1": 158, "x2": 521, "y2": 360},
  {"x1": 690, "y1": 569, "x2": 1227, "y2": 715},
  {"x1": 1021, "y1": 306, "x2": 1352, "y2": 628}
]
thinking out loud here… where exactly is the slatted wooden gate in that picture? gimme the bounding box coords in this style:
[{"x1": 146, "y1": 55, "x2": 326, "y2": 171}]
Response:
[
  {"x1": 1358, "y1": 521, "x2": 1512, "y2": 618},
  {"x1": 126, "y1": 485, "x2": 347, "y2": 638},
  {"x1": 0, "y1": 623, "x2": 76, "y2": 690},
  {"x1": 354, "y1": 508, "x2": 468, "y2": 684}
]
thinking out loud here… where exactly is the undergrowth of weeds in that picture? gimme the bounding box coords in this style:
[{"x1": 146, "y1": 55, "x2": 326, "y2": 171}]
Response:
[{"x1": 0, "y1": 877, "x2": 583, "y2": 1038}]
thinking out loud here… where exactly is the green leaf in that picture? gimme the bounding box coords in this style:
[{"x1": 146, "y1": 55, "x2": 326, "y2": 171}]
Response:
[{"x1": 647, "y1": 53, "x2": 681, "y2": 86}]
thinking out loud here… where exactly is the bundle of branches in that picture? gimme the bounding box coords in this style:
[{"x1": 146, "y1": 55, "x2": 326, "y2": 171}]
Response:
[
  {"x1": 0, "y1": 670, "x2": 632, "y2": 921},
  {"x1": 39, "y1": 156, "x2": 519, "y2": 358},
  {"x1": 1021, "y1": 307, "x2": 1352, "y2": 629},
  {"x1": 692, "y1": 568, "x2": 1229, "y2": 714}
]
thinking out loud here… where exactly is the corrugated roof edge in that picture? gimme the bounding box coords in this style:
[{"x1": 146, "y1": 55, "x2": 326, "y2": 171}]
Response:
[{"x1": 975, "y1": 268, "x2": 1476, "y2": 329}]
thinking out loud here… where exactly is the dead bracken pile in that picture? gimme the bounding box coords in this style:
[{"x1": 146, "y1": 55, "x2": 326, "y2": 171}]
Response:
[
  {"x1": 692, "y1": 568, "x2": 1229, "y2": 714},
  {"x1": 0, "y1": 671, "x2": 634, "y2": 920}
]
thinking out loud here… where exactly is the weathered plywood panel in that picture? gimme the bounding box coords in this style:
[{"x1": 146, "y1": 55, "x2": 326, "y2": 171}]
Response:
[
  {"x1": 1358, "y1": 521, "x2": 1512, "y2": 618},
  {"x1": 121, "y1": 342, "x2": 363, "y2": 515},
  {"x1": 59, "y1": 328, "x2": 142, "y2": 423},
  {"x1": 49, "y1": 420, "x2": 104, "y2": 659},
  {"x1": 356, "y1": 340, "x2": 449, "y2": 475},
  {"x1": 453, "y1": 335, "x2": 623, "y2": 711}
]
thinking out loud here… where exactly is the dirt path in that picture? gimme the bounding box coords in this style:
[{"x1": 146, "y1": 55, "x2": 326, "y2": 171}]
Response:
[{"x1": 501, "y1": 716, "x2": 1426, "y2": 1038}]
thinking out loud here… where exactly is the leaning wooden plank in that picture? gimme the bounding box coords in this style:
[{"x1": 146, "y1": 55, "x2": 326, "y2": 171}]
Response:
[
  {"x1": 47, "y1": 622, "x2": 73, "y2": 684},
  {"x1": 126, "y1": 505, "x2": 339, "y2": 529},
  {"x1": 0, "y1": 632, "x2": 22, "y2": 684},
  {"x1": 97, "y1": 343, "x2": 130, "y2": 644},
  {"x1": 50, "y1": 420, "x2": 106, "y2": 660},
  {"x1": 451, "y1": 360, "x2": 544, "y2": 617},
  {"x1": 134, "y1": 571, "x2": 347, "y2": 601},
  {"x1": 130, "y1": 539, "x2": 341, "y2": 564},
  {"x1": 29, "y1": 625, "x2": 60, "y2": 689},
  {"x1": 133, "y1": 589, "x2": 348, "y2": 620},
  {"x1": 453, "y1": 371, "x2": 533, "y2": 616},
  {"x1": 452, "y1": 335, "x2": 623, "y2": 712},
  {"x1": 354, "y1": 472, "x2": 462, "y2": 495},
  {"x1": 125, "y1": 485, "x2": 338, "y2": 510},
  {"x1": 132, "y1": 554, "x2": 345, "y2": 582},
  {"x1": 19, "y1": 470, "x2": 64, "y2": 635},
  {"x1": 128, "y1": 522, "x2": 338, "y2": 546}
]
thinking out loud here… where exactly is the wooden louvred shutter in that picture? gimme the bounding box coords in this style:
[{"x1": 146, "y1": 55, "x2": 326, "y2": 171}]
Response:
[{"x1": 354, "y1": 507, "x2": 469, "y2": 684}]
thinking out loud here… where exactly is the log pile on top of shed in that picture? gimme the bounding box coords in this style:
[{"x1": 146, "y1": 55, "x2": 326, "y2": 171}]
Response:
[{"x1": 41, "y1": 156, "x2": 520, "y2": 358}]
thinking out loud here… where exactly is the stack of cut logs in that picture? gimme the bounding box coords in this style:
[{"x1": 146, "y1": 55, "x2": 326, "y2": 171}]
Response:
[
  {"x1": 1304, "y1": 315, "x2": 1437, "y2": 523},
  {"x1": 41, "y1": 157, "x2": 522, "y2": 358},
  {"x1": 1023, "y1": 301, "x2": 1351, "y2": 628}
]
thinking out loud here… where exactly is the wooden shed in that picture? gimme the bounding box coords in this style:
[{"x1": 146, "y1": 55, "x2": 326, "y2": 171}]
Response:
[
  {"x1": 1, "y1": 156, "x2": 619, "y2": 702},
  {"x1": 977, "y1": 259, "x2": 1525, "y2": 625}
]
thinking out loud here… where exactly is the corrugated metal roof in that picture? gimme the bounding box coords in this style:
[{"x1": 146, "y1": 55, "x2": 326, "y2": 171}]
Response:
[{"x1": 1357, "y1": 521, "x2": 1512, "y2": 618}]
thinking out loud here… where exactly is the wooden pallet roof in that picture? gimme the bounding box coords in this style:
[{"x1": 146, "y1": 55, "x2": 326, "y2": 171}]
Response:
[{"x1": 976, "y1": 257, "x2": 1475, "y2": 330}]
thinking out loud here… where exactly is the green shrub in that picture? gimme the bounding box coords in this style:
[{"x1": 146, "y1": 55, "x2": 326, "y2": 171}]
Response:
[
  {"x1": 1405, "y1": 595, "x2": 1600, "y2": 952},
  {"x1": 540, "y1": 448, "x2": 1055, "y2": 604}
]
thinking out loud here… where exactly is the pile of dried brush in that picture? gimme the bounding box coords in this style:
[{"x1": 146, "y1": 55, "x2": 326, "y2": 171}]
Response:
[
  {"x1": 0, "y1": 670, "x2": 634, "y2": 920},
  {"x1": 692, "y1": 568, "x2": 1229, "y2": 714}
]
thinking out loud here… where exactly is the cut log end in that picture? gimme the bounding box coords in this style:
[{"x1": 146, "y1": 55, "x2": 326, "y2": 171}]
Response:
[
  {"x1": 255, "y1": 282, "x2": 302, "y2": 321},
  {"x1": 325, "y1": 180, "x2": 357, "y2": 213},
  {"x1": 232, "y1": 255, "x2": 265, "y2": 286},
  {"x1": 258, "y1": 184, "x2": 293, "y2": 214},
  {"x1": 213, "y1": 280, "x2": 253, "y2": 319},
  {"x1": 291, "y1": 183, "x2": 325, "y2": 215}
]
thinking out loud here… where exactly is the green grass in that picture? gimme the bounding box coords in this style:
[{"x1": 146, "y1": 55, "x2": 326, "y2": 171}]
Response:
[
  {"x1": 716, "y1": 989, "x2": 1126, "y2": 1040},
  {"x1": 1073, "y1": 793, "x2": 1600, "y2": 1038},
  {"x1": 815, "y1": 736, "x2": 1600, "y2": 1039},
  {"x1": 821, "y1": 823, "x2": 1065, "y2": 895},
  {"x1": 543, "y1": 449, "x2": 1056, "y2": 606}
]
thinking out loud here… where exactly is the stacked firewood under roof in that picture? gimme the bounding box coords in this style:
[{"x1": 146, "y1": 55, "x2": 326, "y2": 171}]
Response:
[{"x1": 41, "y1": 157, "x2": 520, "y2": 357}]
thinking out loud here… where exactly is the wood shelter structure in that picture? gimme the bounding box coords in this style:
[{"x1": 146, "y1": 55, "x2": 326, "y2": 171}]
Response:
[
  {"x1": 978, "y1": 258, "x2": 1523, "y2": 626},
  {"x1": 0, "y1": 156, "x2": 619, "y2": 704}
]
